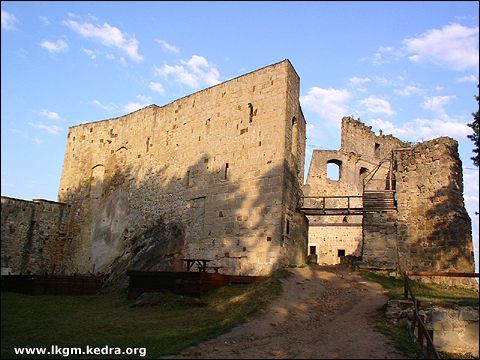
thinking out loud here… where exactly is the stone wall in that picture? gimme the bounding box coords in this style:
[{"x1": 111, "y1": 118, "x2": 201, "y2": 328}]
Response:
[
  {"x1": 308, "y1": 215, "x2": 362, "y2": 265},
  {"x1": 362, "y1": 212, "x2": 397, "y2": 269},
  {"x1": 395, "y1": 138, "x2": 474, "y2": 273},
  {"x1": 1, "y1": 196, "x2": 69, "y2": 275},
  {"x1": 304, "y1": 117, "x2": 407, "y2": 264},
  {"x1": 56, "y1": 60, "x2": 307, "y2": 279},
  {"x1": 387, "y1": 300, "x2": 479, "y2": 357}
]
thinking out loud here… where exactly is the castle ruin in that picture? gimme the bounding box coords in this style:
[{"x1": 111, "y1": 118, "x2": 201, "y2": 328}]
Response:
[{"x1": 1, "y1": 60, "x2": 475, "y2": 284}]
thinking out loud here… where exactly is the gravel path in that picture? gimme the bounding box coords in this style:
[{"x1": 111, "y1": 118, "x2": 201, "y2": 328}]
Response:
[{"x1": 169, "y1": 264, "x2": 407, "y2": 359}]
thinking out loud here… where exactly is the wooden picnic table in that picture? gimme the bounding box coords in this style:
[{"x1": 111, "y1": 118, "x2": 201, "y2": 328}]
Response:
[{"x1": 183, "y1": 259, "x2": 211, "y2": 272}]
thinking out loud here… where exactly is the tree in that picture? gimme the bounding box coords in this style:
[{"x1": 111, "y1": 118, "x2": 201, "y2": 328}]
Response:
[{"x1": 467, "y1": 86, "x2": 479, "y2": 167}]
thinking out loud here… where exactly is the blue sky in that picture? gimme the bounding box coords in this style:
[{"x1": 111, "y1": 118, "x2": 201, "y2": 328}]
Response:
[{"x1": 1, "y1": 1, "x2": 479, "y2": 269}]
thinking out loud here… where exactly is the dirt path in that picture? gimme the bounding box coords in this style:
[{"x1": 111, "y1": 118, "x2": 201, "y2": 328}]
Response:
[{"x1": 169, "y1": 264, "x2": 407, "y2": 359}]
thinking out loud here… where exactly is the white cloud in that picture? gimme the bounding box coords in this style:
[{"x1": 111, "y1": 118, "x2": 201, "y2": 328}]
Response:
[
  {"x1": 39, "y1": 16, "x2": 50, "y2": 25},
  {"x1": 82, "y1": 48, "x2": 96, "y2": 60},
  {"x1": 40, "y1": 39, "x2": 69, "y2": 54},
  {"x1": 422, "y1": 95, "x2": 456, "y2": 115},
  {"x1": 435, "y1": 85, "x2": 444, "y2": 91},
  {"x1": 122, "y1": 95, "x2": 151, "y2": 113},
  {"x1": 369, "y1": 117, "x2": 472, "y2": 142},
  {"x1": 1, "y1": 9, "x2": 18, "y2": 31},
  {"x1": 149, "y1": 82, "x2": 165, "y2": 94},
  {"x1": 64, "y1": 18, "x2": 143, "y2": 62},
  {"x1": 156, "y1": 39, "x2": 179, "y2": 54},
  {"x1": 359, "y1": 96, "x2": 395, "y2": 116},
  {"x1": 28, "y1": 122, "x2": 63, "y2": 135},
  {"x1": 456, "y1": 74, "x2": 479, "y2": 83},
  {"x1": 403, "y1": 23, "x2": 479, "y2": 71},
  {"x1": 155, "y1": 55, "x2": 220, "y2": 89},
  {"x1": 39, "y1": 109, "x2": 62, "y2": 121},
  {"x1": 300, "y1": 87, "x2": 351, "y2": 127},
  {"x1": 394, "y1": 85, "x2": 425, "y2": 97},
  {"x1": 349, "y1": 76, "x2": 371, "y2": 85}
]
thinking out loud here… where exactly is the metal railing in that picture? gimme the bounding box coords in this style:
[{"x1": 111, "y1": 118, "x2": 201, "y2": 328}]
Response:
[{"x1": 403, "y1": 271, "x2": 480, "y2": 359}]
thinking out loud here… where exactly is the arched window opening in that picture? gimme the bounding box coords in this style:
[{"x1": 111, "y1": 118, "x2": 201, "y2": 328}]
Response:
[{"x1": 326, "y1": 159, "x2": 342, "y2": 181}]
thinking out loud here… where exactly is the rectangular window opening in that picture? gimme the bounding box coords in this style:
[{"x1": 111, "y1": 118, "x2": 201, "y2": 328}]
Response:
[
  {"x1": 224, "y1": 163, "x2": 229, "y2": 180},
  {"x1": 337, "y1": 249, "x2": 346, "y2": 257}
]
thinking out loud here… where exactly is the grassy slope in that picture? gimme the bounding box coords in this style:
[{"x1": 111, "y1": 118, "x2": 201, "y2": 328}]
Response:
[
  {"x1": 360, "y1": 270, "x2": 479, "y2": 359},
  {"x1": 1, "y1": 269, "x2": 289, "y2": 359}
]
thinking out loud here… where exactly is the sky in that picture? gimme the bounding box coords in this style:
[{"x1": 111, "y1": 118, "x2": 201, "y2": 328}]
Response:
[{"x1": 1, "y1": 1, "x2": 479, "y2": 270}]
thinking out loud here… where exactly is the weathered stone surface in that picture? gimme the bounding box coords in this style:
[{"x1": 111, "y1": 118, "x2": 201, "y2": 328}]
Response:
[
  {"x1": 1, "y1": 60, "x2": 309, "y2": 280},
  {"x1": 387, "y1": 300, "x2": 479, "y2": 356}
]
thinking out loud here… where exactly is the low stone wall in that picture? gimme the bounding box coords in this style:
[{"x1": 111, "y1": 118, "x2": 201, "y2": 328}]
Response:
[{"x1": 386, "y1": 300, "x2": 479, "y2": 356}]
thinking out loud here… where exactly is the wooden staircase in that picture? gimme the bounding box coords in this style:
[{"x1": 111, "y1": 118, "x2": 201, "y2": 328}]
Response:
[{"x1": 363, "y1": 191, "x2": 396, "y2": 212}]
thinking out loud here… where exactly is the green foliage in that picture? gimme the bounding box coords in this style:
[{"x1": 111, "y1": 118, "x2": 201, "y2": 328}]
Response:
[
  {"x1": 1, "y1": 269, "x2": 290, "y2": 359},
  {"x1": 373, "y1": 306, "x2": 424, "y2": 359},
  {"x1": 359, "y1": 270, "x2": 479, "y2": 306},
  {"x1": 467, "y1": 87, "x2": 479, "y2": 167}
]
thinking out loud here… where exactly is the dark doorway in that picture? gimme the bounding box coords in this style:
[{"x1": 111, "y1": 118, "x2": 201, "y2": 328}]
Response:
[
  {"x1": 337, "y1": 249, "x2": 345, "y2": 257},
  {"x1": 310, "y1": 246, "x2": 316, "y2": 255}
]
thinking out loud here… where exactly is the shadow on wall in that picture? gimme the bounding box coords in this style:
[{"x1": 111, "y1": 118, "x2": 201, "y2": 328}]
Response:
[
  {"x1": 56, "y1": 154, "x2": 304, "y2": 291},
  {"x1": 398, "y1": 179, "x2": 474, "y2": 274}
]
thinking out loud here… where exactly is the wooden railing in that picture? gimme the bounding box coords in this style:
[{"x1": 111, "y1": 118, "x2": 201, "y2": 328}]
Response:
[
  {"x1": 403, "y1": 271, "x2": 479, "y2": 359},
  {"x1": 297, "y1": 195, "x2": 363, "y2": 214}
]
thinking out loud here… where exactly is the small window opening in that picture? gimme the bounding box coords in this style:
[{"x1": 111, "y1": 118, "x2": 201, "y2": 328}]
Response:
[
  {"x1": 337, "y1": 249, "x2": 346, "y2": 257},
  {"x1": 146, "y1": 137, "x2": 150, "y2": 153},
  {"x1": 286, "y1": 219, "x2": 290, "y2": 235},
  {"x1": 375, "y1": 142, "x2": 381, "y2": 154},
  {"x1": 326, "y1": 159, "x2": 342, "y2": 181},
  {"x1": 248, "y1": 103, "x2": 254, "y2": 122},
  {"x1": 224, "y1": 163, "x2": 229, "y2": 180},
  {"x1": 342, "y1": 216, "x2": 348, "y2": 223},
  {"x1": 186, "y1": 170, "x2": 191, "y2": 187},
  {"x1": 310, "y1": 246, "x2": 317, "y2": 255},
  {"x1": 291, "y1": 117, "x2": 298, "y2": 158}
]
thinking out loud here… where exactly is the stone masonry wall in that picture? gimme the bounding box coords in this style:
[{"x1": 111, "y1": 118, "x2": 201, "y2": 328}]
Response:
[
  {"x1": 394, "y1": 137, "x2": 474, "y2": 273},
  {"x1": 57, "y1": 60, "x2": 307, "y2": 278},
  {"x1": 304, "y1": 117, "x2": 408, "y2": 265},
  {"x1": 1, "y1": 196, "x2": 69, "y2": 275}
]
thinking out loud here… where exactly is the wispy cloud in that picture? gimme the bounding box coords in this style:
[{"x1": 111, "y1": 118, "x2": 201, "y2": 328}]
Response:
[
  {"x1": 359, "y1": 96, "x2": 395, "y2": 116},
  {"x1": 82, "y1": 48, "x2": 97, "y2": 60},
  {"x1": 92, "y1": 99, "x2": 117, "y2": 112},
  {"x1": 155, "y1": 55, "x2": 220, "y2": 89},
  {"x1": 422, "y1": 95, "x2": 456, "y2": 115},
  {"x1": 155, "y1": 39, "x2": 180, "y2": 54},
  {"x1": 123, "y1": 95, "x2": 151, "y2": 113},
  {"x1": 403, "y1": 23, "x2": 479, "y2": 71},
  {"x1": 39, "y1": 109, "x2": 62, "y2": 121},
  {"x1": 394, "y1": 85, "x2": 425, "y2": 97},
  {"x1": 64, "y1": 18, "x2": 143, "y2": 62},
  {"x1": 149, "y1": 82, "x2": 165, "y2": 94},
  {"x1": 369, "y1": 117, "x2": 471, "y2": 142},
  {"x1": 39, "y1": 16, "x2": 50, "y2": 25},
  {"x1": 300, "y1": 87, "x2": 351, "y2": 127},
  {"x1": 40, "y1": 39, "x2": 69, "y2": 54},
  {"x1": 28, "y1": 122, "x2": 63, "y2": 135},
  {"x1": 456, "y1": 74, "x2": 479, "y2": 83},
  {"x1": 1, "y1": 9, "x2": 19, "y2": 31},
  {"x1": 349, "y1": 76, "x2": 371, "y2": 85}
]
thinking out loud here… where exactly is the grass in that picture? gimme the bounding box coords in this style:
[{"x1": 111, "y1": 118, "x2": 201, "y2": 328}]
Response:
[
  {"x1": 360, "y1": 270, "x2": 479, "y2": 359},
  {"x1": 373, "y1": 305, "x2": 424, "y2": 359},
  {"x1": 359, "y1": 270, "x2": 479, "y2": 306},
  {"x1": 1, "y1": 269, "x2": 290, "y2": 359}
]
